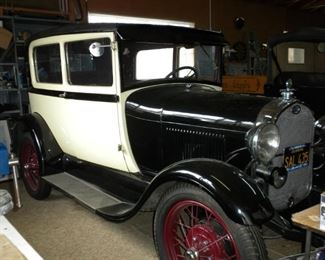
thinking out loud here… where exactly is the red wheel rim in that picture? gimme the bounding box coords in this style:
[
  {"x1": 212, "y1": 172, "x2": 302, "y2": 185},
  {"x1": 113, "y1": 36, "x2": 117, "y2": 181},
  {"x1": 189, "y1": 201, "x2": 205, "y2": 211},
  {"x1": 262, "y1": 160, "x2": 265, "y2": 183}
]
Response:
[
  {"x1": 164, "y1": 200, "x2": 240, "y2": 259},
  {"x1": 20, "y1": 139, "x2": 41, "y2": 192}
]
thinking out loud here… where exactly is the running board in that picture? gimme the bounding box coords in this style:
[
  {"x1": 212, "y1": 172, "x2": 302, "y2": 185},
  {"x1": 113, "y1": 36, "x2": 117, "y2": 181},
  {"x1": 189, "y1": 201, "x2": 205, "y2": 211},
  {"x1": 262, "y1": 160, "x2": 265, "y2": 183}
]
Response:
[{"x1": 43, "y1": 172, "x2": 135, "y2": 220}]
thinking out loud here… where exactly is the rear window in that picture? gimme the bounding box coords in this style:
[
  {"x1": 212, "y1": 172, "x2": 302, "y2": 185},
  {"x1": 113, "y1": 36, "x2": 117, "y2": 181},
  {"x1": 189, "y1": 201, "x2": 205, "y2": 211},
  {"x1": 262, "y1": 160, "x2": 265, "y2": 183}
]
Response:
[
  {"x1": 288, "y1": 47, "x2": 305, "y2": 64},
  {"x1": 34, "y1": 44, "x2": 62, "y2": 84},
  {"x1": 66, "y1": 38, "x2": 113, "y2": 86}
]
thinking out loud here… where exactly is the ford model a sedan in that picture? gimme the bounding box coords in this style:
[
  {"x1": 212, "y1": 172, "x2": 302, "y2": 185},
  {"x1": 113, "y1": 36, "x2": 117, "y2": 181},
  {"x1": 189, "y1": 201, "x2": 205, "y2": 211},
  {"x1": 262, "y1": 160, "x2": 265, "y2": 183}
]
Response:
[{"x1": 18, "y1": 23, "x2": 317, "y2": 259}]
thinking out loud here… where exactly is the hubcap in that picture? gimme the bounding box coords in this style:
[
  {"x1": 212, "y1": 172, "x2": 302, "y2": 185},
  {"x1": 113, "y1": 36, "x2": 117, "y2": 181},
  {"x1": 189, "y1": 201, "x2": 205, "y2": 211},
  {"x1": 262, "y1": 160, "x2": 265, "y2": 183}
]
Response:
[
  {"x1": 164, "y1": 200, "x2": 239, "y2": 259},
  {"x1": 185, "y1": 248, "x2": 199, "y2": 260}
]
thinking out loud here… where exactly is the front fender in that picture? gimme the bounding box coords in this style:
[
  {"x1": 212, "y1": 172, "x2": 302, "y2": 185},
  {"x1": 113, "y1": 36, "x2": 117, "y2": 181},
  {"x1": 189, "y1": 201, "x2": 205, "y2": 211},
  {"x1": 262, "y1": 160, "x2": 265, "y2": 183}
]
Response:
[{"x1": 151, "y1": 158, "x2": 274, "y2": 226}]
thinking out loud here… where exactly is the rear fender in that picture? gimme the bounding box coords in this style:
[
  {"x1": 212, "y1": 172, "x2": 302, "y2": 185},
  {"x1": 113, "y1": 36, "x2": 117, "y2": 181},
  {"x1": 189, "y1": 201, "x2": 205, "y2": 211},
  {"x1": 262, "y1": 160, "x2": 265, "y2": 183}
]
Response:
[
  {"x1": 15, "y1": 113, "x2": 63, "y2": 174},
  {"x1": 149, "y1": 158, "x2": 274, "y2": 226}
]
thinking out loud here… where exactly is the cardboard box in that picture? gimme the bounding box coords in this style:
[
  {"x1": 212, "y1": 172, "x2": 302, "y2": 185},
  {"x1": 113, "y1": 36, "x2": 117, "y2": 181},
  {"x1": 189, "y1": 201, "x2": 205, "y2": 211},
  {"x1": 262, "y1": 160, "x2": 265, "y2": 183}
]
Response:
[
  {"x1": 320, "y1": 192, "x2": 325, "y2": 230},
  {"x1": 0, "y1": 27, "x2": 12, "y2": 50},
  {"x1": 222, "y1": 75, "x2": 267, "y2": 94}
]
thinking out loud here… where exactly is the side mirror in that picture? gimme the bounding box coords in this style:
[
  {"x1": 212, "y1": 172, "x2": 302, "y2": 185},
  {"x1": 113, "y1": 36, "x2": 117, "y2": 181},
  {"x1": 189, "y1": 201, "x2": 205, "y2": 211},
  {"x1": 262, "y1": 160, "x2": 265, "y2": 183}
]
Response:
[{"x1": 89, "y1": 42, "x2": 111, "y2": 57}]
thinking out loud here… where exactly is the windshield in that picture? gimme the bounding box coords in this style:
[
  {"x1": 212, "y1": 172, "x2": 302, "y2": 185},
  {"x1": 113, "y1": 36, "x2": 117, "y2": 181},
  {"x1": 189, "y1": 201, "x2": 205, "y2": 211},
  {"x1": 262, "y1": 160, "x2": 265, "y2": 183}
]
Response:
[{"x1": 119, "y1": 41, "x2": 222, "y2": 90}]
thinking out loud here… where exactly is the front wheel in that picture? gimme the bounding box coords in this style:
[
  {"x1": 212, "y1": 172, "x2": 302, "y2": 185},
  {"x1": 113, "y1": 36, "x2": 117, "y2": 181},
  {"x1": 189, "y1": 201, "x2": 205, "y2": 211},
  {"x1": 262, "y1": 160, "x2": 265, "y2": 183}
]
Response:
[
  {"x1": 19, "y1": 134, "x2": 51, "y2": 200},
  {"x1": 154, "y1": 183, "x2": 267, "y2": 260}
]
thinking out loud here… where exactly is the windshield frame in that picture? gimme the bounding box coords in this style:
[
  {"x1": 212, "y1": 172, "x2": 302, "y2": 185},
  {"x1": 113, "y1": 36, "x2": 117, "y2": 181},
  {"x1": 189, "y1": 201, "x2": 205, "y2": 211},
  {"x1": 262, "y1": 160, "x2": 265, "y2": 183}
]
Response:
[{"x1": 118, "y1": 40, "x2": 223, "y2": 92}]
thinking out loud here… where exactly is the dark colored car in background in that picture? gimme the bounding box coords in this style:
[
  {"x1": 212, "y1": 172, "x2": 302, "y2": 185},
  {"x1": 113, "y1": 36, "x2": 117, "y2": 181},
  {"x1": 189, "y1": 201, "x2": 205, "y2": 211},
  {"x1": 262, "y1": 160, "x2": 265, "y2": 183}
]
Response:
[{"x1": 264, "y1": 27, "x2": 325, "y2": 120}]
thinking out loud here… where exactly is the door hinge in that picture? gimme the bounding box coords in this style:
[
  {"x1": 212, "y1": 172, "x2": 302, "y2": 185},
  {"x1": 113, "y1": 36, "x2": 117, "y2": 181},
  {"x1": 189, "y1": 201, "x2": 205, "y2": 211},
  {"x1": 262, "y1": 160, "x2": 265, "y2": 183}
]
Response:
[{"x1": 118, "y1": 144, "x2": 123, "y2": 152}]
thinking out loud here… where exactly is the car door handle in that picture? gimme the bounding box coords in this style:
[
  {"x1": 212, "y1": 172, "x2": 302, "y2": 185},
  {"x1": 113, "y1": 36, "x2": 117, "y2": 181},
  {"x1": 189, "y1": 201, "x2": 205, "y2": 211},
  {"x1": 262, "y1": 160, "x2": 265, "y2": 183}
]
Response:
[{"x1": 59, "y1": 92, "x2": 67, "y2": 98}]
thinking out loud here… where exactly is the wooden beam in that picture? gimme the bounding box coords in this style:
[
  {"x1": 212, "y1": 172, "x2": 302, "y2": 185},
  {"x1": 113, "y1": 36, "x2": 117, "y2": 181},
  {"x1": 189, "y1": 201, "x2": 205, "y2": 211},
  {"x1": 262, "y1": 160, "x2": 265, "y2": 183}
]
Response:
[
  {"x1": 0, "y1": 6, "x2": 67, "y2": 17},
  {"x1": 302, "y1": 0, "x2": 325, "y2": 10}
]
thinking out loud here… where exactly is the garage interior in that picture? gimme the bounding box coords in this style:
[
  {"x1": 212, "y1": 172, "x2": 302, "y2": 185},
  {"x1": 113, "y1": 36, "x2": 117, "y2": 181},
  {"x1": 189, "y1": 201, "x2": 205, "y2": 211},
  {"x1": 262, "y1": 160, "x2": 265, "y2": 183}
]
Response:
[{"x1": 0, "y1": 0, "x2": 325, "y2": 259}]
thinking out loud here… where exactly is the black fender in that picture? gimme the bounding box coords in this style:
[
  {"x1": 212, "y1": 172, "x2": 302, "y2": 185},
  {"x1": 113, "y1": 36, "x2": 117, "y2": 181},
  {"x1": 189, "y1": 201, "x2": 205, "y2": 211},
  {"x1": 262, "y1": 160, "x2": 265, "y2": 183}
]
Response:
[
  {"x1": 97, "y1": 158, "x2": 274, "y2": 226},
  {"x1": 14, "y1": 113, "x2": 63, "y2": 174},
  {"x1": 149, "y1": 158, "x2": 274, "y2": 226}
]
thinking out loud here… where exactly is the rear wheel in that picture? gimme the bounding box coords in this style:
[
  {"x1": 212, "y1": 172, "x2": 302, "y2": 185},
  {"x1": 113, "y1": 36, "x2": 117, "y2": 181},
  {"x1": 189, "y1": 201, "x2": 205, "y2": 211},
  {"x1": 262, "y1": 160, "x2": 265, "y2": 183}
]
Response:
[
  {"x1": 19, "y1": 134, "x2": 51, "y2": 199},
  {"x1": 154, "y1": 183, "x2": 267, "y2": 260}
]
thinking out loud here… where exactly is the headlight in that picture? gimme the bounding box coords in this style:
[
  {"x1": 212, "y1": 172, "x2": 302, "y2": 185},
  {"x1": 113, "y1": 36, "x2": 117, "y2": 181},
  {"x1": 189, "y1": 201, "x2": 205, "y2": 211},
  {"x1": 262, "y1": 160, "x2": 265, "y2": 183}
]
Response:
[{"x1": 246, "y1": 123, "x2": 280, "y2": 164}]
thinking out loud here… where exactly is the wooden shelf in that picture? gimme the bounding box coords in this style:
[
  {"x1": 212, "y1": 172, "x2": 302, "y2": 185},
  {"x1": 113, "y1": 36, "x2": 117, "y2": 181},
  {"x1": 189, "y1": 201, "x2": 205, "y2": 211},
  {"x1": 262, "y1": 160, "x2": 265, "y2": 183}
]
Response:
[{"x1": 0, "y1": 216, "x2": 43, "y2": 260}]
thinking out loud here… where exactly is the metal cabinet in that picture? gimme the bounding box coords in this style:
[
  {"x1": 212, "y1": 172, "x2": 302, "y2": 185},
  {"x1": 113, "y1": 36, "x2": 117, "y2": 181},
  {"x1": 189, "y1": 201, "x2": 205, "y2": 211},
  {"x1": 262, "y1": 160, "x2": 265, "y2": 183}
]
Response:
[{"x1": 0, "y1": 15, "x2": 72, "y2": 116}]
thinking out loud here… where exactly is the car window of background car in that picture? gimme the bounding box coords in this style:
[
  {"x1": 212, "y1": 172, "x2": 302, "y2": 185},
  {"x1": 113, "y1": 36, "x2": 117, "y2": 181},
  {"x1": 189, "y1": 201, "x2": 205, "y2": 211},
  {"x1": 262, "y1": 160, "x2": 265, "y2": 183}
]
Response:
[
  {"x1": 288, "y1": 47, "x2": 305, "y2": 64},
  {"x1": 34, "y1": 44, "x2": 62, "y2": 84},
  {"x1": 66, "y1": 38, "x2": 113, "y2": 86}
]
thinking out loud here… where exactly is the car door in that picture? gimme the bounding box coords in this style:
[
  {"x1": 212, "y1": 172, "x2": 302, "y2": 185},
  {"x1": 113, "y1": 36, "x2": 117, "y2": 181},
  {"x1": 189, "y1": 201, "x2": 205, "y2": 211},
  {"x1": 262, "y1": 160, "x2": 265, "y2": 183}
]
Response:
[{"x1": 29, "y1": 32, "x2": 129, "y2": 172}]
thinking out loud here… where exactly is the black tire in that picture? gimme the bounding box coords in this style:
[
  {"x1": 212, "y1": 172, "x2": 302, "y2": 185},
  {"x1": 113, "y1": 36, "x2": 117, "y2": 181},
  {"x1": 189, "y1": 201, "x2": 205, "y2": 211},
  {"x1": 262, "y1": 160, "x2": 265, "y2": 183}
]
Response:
[
  {"x1": 19, "y1": 134, "x2": 51, "y2": 200},
  {"x1": 154, "y1": 183, "x2": 267, "y2": 260}
]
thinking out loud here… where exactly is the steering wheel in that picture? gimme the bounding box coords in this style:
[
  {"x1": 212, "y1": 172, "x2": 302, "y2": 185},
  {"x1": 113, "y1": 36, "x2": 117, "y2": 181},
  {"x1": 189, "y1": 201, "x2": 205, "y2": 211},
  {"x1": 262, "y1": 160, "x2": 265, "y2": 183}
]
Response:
[{"x1": 165, "y1": 66, "x2": 198, "y2": 79}]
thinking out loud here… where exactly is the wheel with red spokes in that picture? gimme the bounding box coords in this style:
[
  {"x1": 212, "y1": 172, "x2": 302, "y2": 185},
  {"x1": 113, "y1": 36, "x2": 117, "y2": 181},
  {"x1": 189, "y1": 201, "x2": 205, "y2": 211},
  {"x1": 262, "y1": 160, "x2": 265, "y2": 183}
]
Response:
[
  {"x1": 19, "y1": 134, "x2": 51, "y2": 199},
  {"x1": 154, "y1": 183, "x2": 267, "y2": 260}
]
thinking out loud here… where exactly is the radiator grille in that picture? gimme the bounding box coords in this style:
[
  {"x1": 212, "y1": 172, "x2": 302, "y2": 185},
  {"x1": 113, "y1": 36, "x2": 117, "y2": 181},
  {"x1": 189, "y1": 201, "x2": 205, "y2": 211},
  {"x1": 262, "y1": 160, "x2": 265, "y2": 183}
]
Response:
[{"x1": 268, "y1": 103, "x2": 315, "y2": 210}]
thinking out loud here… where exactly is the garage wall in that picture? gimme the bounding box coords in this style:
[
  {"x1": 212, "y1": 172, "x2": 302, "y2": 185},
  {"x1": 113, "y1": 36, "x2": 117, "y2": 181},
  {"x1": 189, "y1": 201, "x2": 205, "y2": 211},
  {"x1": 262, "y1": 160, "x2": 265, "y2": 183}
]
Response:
[
  {"x1": 87, "y1": 0, "x2": 210, "y2": 29},
  {"x1": 88, "y1": 0, "x2": 325, "y2": 45},
  {"x1": 286, "y1": 9, "x2": 325, "y2": 32},
  {"x1": 213, "y1": 0, "x2": 286, "y2": 44}
]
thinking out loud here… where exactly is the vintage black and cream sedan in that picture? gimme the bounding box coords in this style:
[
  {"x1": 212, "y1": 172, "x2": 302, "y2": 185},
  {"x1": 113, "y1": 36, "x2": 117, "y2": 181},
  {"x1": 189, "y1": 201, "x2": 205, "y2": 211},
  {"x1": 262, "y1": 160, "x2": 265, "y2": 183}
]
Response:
[{"x1": 16, "y1": 23, "x2": 319, "y2": 259}]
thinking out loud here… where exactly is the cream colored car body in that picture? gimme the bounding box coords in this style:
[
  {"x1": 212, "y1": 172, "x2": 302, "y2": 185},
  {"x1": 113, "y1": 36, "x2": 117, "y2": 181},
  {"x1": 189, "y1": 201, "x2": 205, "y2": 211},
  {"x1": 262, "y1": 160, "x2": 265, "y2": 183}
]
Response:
[{"x1": 28, "y1": 32, "x2": 139, "y2": 173}]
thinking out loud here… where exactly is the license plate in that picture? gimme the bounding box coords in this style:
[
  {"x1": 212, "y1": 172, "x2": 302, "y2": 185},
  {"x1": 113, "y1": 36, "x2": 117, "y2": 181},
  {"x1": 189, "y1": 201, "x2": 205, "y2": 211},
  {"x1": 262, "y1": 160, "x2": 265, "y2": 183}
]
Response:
[{"x1": 284, "y1": 143, "x2": 310, "y2": 172}]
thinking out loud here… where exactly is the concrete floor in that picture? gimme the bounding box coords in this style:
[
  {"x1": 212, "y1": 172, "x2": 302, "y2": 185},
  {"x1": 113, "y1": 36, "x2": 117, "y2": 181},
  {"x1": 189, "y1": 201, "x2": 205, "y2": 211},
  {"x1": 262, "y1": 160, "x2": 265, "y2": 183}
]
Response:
[{"x1": 1, "y1": 180, "x2": 305, "y2": 260}]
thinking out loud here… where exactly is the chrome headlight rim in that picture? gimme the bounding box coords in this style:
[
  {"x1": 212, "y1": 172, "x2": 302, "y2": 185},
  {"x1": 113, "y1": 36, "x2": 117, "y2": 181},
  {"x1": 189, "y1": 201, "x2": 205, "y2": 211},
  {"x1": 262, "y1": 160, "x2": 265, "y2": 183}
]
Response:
[{"x1": 246, "y1": 123, "x2": 280, "y2": 164}]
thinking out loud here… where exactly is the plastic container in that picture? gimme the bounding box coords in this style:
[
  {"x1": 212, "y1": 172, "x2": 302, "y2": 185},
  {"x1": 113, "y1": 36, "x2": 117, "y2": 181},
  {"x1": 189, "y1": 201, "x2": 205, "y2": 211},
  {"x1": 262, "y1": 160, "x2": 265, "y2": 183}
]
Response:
[{"x1": 0, "y1": 143, "x2": 9, "y2": 176}]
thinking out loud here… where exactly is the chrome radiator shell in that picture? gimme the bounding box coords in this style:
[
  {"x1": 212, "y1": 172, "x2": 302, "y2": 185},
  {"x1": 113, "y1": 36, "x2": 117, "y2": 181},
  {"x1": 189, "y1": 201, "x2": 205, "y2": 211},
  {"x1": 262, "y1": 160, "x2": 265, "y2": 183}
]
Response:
[{"x1": 257, "y1": 99, "x2": 315, "y2": 210}]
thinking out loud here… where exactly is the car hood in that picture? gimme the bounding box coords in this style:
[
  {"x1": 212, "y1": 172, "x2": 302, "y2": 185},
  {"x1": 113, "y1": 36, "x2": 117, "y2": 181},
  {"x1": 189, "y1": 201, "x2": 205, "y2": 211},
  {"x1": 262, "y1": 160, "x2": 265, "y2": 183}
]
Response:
[{"x1": 126, "y1": 83, "x2": 273, "y2": 132}]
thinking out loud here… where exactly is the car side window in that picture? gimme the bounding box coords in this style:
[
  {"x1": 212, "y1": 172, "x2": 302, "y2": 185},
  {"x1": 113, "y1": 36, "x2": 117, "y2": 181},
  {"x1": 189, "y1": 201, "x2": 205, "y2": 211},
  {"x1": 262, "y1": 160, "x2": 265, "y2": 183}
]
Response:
[
  {"x1": 34, "y1": 44, "x2": 62, "y2": 84},
  {"x1": 66, "y1": 38, "x2": 113, "y2": 86}
]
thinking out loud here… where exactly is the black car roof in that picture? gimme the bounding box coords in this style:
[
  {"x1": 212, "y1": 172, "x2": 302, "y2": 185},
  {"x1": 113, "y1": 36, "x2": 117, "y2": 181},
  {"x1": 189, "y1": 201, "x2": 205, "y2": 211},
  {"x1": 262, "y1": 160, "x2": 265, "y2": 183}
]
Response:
[
  {"x1": 29, "y1": 23, "x2": 226, "y2": 45},
  {"x1": 268, "y1": 27, "x2": 325, "y2": 47}
]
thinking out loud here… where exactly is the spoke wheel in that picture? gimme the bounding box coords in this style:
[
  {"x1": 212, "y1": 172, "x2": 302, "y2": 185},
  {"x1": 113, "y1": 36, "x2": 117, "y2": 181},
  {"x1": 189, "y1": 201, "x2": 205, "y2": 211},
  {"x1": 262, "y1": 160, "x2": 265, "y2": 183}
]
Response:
[
  {"x1": 20, "y1": 138, "x2": 41, "y2": 192},
  {"x1": 19, "y1": 134, "x2": 51, "y2": 199},
  {"x1": 154, "y1": 183, "x2": 268, "y2": 260},
  {"x1": 164, "y1": 200, "x2": 239, "y2": 259}
]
